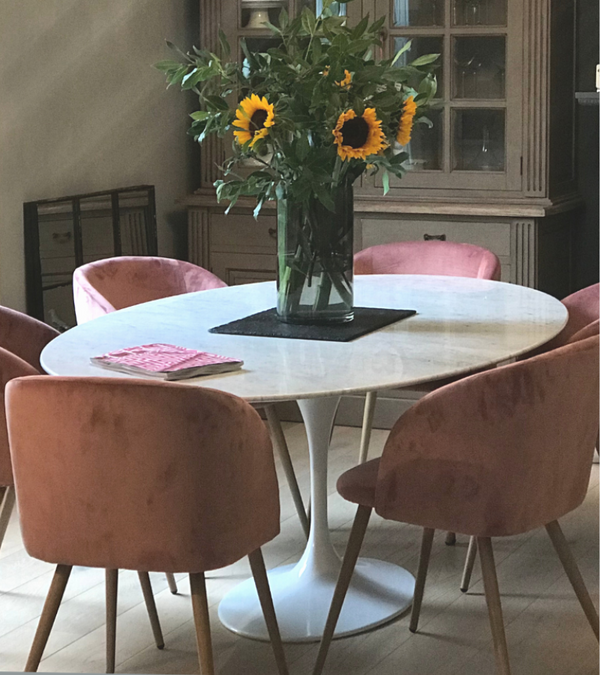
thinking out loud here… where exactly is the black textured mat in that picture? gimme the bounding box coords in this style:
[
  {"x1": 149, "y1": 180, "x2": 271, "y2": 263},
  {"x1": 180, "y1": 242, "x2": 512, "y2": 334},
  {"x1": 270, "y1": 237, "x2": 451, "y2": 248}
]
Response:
[{"x1": 209, "y1": 307, "x2": 417, "y2": 342}]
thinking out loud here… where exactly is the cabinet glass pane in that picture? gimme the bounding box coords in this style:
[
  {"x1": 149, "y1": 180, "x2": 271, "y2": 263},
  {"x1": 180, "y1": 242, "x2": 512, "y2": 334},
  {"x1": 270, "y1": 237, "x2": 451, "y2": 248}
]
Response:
[
  {"x1": 453, "y1": 109, "x2": 505, "y2": 171},
  {"x1": 393, "y1": 0, "x2": 443, "y2": 27},
  {"x1": 241, "y1": 2, "x2": 289, "y2": 29},
  {"x1": 453, "y1": 36, "x2": 505, "y2": 99},
  {"x1": 394, "y1": 37, "x2": 444, "y2": 94},
  {"x1": 405, "y1": 108, "x2": 443, "y2": 171},
  {"x1": 315, "y1": 0, "x2": 346, "y2": 15},
  {"x1": 452, "y1": 0, "x2": 507, "y2": 26}
]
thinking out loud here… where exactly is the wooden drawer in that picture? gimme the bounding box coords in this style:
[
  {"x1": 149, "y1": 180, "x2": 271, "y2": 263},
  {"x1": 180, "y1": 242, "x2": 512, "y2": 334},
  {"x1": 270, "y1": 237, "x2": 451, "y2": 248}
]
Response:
[
  {"x1": 210, "y1": 252, "x2": 276, "y2": 286},
  {"x1": 210, "y1": 214, "x2": 277, "y2": 254},
  {"x1": 358, "y1": 218, "x2": 511, "y2": 258}
]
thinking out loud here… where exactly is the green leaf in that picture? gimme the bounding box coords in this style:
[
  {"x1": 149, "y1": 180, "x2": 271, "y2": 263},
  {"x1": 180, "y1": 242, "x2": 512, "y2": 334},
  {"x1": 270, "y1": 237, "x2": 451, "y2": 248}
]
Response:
[
  {"x1": 391, "y1": 39, "x2": 412, "y2": 66},
  {"x1": 154, "y1": 59, "x2": 182, "y2": 72},
  {"x1": 382, "y1": 170, "x2": 390, "y2": 195},
  {"x1": 190, "y1": 110, "x2": 210, "y2": 121},
  {"x1": 410, "y1": 53, "x2": 440, "y2": 67}
]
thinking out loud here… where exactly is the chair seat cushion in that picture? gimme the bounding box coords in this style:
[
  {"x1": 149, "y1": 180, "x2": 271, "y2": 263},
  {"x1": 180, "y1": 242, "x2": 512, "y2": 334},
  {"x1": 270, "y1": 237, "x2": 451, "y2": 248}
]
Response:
[{"x1": 336, "y1": 458, "x2": 380, "y2": 507}]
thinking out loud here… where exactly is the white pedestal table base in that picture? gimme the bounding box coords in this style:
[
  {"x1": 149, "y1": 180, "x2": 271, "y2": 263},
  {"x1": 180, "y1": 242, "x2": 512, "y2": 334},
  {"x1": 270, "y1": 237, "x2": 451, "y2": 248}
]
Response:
[
  {"x1": 219, "y1": 395, "x2": 415, "y2": 642},
  {"x1": 218, "y1": 555, "x2": 414, "y2": 643}
]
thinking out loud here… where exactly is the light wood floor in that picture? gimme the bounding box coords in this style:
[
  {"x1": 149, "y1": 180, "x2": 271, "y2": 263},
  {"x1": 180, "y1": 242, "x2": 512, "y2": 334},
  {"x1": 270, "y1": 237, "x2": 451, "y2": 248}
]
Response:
[{"x1": 0, "y1": 423, "x2": 598, "y2": 674}]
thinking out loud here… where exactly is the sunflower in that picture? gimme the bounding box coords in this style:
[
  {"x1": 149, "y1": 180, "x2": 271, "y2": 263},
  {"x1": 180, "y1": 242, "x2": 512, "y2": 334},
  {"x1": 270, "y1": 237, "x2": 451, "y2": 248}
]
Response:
[
  {"x1": 233, "y1": 94, "x2": 275, "y2": 147},
  {"x1": 396, "y1": 96, "x2": 417, "y2": 146},
  {"x1": 333, "y1": 108, "x2": 387, "y2": 161}
]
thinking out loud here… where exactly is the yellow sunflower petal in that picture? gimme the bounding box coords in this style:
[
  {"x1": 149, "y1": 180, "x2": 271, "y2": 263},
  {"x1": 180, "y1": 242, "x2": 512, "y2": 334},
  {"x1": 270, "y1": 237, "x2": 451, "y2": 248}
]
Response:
[{"x1": 396, "y1": 95, "x2": 417, "y2": 146}]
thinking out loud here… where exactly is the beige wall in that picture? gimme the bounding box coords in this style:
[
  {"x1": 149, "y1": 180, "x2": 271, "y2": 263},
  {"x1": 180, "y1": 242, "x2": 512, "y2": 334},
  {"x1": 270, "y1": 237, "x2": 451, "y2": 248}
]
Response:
[{"x1": 0, "y1": 0, "x2": 199, "y2": 310}]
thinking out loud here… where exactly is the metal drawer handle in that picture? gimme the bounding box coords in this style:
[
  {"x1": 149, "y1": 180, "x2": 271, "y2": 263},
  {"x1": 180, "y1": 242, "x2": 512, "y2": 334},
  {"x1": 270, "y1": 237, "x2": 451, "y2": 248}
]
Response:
[
  {"x1": 268, "y1": 227, "x2": 277, "y2": 240},
  {"x1": 423, "y1": 233, "x2": 446, "y2": 241}
]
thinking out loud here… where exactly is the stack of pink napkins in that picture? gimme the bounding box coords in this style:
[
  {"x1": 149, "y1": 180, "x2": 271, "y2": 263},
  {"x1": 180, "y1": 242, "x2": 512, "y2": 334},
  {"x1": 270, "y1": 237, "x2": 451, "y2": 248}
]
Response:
[{"x1": 91, "y1": 343, "x2": 243, "y2": 380}]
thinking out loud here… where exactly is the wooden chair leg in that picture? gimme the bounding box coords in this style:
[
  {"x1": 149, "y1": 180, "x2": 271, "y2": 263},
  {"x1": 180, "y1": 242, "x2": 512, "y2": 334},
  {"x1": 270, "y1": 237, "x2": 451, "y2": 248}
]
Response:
[
  {"x1": 248, "y1": 549, "x2": 289, "y2": 675},
  {"x1": 165, "y1": 572, "x2": 178, "y2": 594},
  {"x1": 0, "y1": 485, "x2": 15, "y2": 552},
  {"x1": 545, "y1": 520, "x2": 599, "y2": 640},
  {"x1": 264, "y1": 405, "x2": 309, "y2": 540},
  {"x1": 312, "y1": 505, "x2": 372, "y2": 675},
  {"x1": 190, "y1": 572, "x2": 214, "y2": 675},
  {"x1": 460, "y1": 536, "x2": 478, "y2": 593},
  {"x1": 106, "y1": 569, "x2": 118, "y2": 674},
  {"x1": 409, "y1": 528, "x2": 435, "y2": 633},
  {"x1": 358, "y1": 392, "x2": 377, "y2": 464},
  {"x1": 445, "y1": 532, "x2": 456, "y2": 546},
  {"x1": 137, "y1": 572, "x2": 165, "y2": 649},
  {"x1": 478, "y1": 538, "x2": 512, "y2": 675},
  {"x1": 25, "y1": 565, "x2": 72, "y2": 672}
]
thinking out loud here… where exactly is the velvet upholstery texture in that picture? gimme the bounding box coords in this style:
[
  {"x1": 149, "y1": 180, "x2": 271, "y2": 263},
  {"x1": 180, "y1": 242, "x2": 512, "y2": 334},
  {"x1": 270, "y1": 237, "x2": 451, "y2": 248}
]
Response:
[
  {"x1": 354, "y1": 240, "x2": 502, "y2": 280},
  {"x1": 6, "y1": 377, "x2": 280, "y2": 573},
  {"x1": 541, "y1": 283, "x2": 599, "y2": 352},
  {"x1": 0, "y1": 349, "x2": 38, "y2": 486},
  {"x1": 0, "y1": 306, "x2": 59, "y2": 371},
  {"x1": 73, "y1": 256, "x2": 227, "y2": 324},
  {"x1": 337, "y1": 336, "x2": 599, "y2": 538}
]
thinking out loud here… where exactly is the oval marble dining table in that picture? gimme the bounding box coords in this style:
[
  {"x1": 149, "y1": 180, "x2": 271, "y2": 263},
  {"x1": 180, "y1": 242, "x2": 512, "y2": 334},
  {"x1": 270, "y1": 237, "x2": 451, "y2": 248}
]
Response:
[{"x1": 41, "y1": 275, "x2": 567, "y2": 643}]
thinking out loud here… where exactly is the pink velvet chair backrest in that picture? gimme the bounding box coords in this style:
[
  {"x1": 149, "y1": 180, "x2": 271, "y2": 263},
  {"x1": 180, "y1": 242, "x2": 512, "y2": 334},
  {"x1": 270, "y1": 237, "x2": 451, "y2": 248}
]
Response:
[
  {"x1": 0, "y1": 306, "x2": 59, "y2": 371},
  {"x1": 6, "y1": 377, "x2": 280, "y2": 573},
  {"x1": 0, "y1": 348, "x2": 38, "y2": 486},
  {"x1": 354, "y1": 241, "x2": 502, "y2": 280},
  {"x1": 73, "y1": 256, "x2": 227, "y2": 324},
  {"x1": 374, "y1": 335, "x2": 599, "y2": 538},
  {"x1": 568, "y1": 318, "x2": 599, "y2": 344},
  {"x1": 542, "y1": 283, "x2": 600, "y2": 352}
]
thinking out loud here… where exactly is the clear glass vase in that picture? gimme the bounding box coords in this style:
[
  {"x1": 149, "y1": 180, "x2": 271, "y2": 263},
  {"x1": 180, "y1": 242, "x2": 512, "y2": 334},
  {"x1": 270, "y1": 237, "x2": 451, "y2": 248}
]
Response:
[{"x1": 276, "y1": 181, "x2": 354, "y2": 324}]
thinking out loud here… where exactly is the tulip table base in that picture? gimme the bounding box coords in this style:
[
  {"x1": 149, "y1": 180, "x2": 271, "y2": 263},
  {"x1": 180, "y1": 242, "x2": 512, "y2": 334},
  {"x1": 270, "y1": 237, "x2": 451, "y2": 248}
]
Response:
[
  {"x1": 219, "y1": 395, "x2": 415, "y2": 643},
  {"x1": 218, "y1": 554, "x2": 415, "y2": 643}
]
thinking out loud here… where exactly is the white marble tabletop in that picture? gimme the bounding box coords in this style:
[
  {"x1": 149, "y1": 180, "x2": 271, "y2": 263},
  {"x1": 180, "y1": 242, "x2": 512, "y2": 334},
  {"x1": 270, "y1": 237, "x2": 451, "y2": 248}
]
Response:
[{"x1": 41, "y1": 275, "x2": 568, "y2": 402}]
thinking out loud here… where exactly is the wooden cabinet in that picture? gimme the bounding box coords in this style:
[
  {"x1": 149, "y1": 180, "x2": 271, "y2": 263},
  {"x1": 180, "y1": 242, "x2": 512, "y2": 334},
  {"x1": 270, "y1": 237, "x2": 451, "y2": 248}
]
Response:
[{"x1": 186, "y1": 0, "x2": 578, "y2": 299}]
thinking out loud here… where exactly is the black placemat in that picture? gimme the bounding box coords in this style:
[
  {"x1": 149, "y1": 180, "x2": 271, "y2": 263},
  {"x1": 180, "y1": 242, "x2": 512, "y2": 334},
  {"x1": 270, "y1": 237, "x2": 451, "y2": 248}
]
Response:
[{"x1": 209, "y1": 307, "x2": 417, "y2": 342}]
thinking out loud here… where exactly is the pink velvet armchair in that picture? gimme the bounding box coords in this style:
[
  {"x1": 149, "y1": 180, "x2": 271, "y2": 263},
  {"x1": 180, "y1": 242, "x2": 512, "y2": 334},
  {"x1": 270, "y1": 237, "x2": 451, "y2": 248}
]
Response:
[
  {"x1": 6, "y1": 377, "x2": 288, "y2": 675},
  {"x1": 73, "y1": 256, "x2": 227, "y2": 324},
  {"x1": 313, "y1": 335, "x2": 599, "y2": 675}
]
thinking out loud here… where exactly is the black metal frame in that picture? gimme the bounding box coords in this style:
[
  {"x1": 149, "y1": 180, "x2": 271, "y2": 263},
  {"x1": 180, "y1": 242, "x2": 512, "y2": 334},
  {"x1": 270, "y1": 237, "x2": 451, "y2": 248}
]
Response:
[{"x1": 24, "y1": 185, "x2": 158, "y2": 322}]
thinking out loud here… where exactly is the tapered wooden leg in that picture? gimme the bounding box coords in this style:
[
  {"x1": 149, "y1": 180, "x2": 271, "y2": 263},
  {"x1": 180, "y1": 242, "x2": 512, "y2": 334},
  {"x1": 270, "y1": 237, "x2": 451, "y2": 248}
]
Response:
[
  {"x1": 0, "y1": 485, "x2": 15, "y2": 552},
  {"x1": 248, "y1": 549, "x2": 289, "y2": 675},
  {"x1": 313, "y1": 505, "x2": 372, "y2": 675},
  {"x1": 25, "y1": 565, "x2": 72, "y2": 672},
  {"x1": 137, "y1": 572, "x2": 165, "y2": 649},
  {"x1": 190, "y1": 572, "x2": 214, "y2": 675},
  {"x1": 545, "y1": 520, "x2": 599, "y2": 640},
  {"x1": 460, "y1": 536, "x2": 478, "y2": 593},
  {"x1": 106, "y1": 569, "x2": 118, "y2": 673},
  {"x1": 478, "y1": 538, "x2": 511, "y2": 675},
  {"x1": 358, "y1": 392, "x2": 377, "y2": 464},
  {"x1": 265, "y1": 405, "x2": 309, "y2": 539},
  {"x1": 409, "y1": 528, "x2": 435, "y2": 633},
  {"x1": 445, "y1": 532, "x2": 456, "y2": 546},
  {"x1": 166, "y1": 572, "x2": 178, "y2": 594}
]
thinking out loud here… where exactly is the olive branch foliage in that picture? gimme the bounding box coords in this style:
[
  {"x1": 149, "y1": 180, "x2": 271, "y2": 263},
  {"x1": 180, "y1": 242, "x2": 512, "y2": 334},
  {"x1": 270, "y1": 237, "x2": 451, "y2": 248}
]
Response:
[{"x1": 157, "y1": 0, "x2": 438, "y2": 217}]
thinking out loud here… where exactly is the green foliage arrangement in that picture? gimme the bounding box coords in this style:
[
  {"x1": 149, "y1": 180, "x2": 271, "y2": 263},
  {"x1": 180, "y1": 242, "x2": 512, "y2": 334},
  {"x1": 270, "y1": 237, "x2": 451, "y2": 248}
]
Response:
[{"x1": 157, "y1": 0, "x2": 438, "y2": 216}]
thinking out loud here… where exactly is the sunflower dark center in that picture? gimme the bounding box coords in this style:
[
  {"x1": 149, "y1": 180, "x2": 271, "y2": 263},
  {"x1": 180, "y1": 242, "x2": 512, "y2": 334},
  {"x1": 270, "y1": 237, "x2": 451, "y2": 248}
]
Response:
[
  {"x1": 250, "y1": 109, "x2": 268, "y2": 132},
  {"x1": 340, "y1": 117, "x2": 369, "y2": 148}
]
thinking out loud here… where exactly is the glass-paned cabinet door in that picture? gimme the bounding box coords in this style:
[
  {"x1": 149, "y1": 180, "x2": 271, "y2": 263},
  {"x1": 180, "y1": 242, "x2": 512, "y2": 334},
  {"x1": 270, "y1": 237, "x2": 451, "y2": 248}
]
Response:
[{"x1": 374, "y1": 0, "x2": 521, "y2": 193}]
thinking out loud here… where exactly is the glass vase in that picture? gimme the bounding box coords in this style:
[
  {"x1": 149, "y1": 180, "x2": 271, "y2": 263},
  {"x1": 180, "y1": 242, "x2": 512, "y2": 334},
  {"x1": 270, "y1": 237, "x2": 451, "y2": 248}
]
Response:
[{"x1": 276, "y1": 181, "x2": 354, "y2": 324}]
